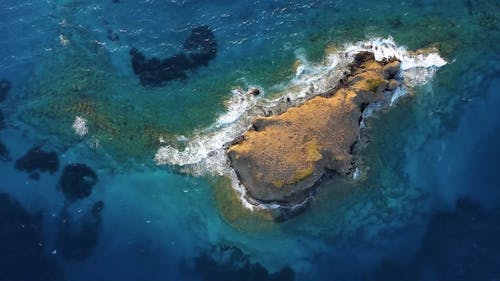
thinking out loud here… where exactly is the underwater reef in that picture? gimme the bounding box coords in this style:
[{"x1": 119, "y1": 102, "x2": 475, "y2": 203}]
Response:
[
  {"x1": 57, "y1": 163, "x2": 98, "y2": 202},
  {"x1": 57, "y1": 201, "x2": 105, "y2": 261},
  {"x1": 181, "y1": 244, "x2": 295, "y2": 281},
  {"x1": 0, "y1": 193, "x2": 61, "y2": 281},
  {"x1": 371, "y1": 198, "x2": 500, "y2": 281},
  {"x1": 227, "y1": 52, "x2": 401, "y2": 206},
  {"x1": 130, "y1": 25, "x2": 217, "y2": 87},
  {"x1": 15, "y1": 146, "x2": 59, "y2": 180}
]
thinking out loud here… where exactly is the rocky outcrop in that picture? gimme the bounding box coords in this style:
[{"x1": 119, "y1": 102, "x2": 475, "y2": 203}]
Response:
[{"x1": 226, "y1": 52, "x2": 401, "y2": 205}]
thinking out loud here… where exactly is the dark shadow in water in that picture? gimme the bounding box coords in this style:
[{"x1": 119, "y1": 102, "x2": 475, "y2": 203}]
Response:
[
  {"x1": 0, "y1": 110, "x2": 10, "y2": 161},
  {"x1": 106, "y1": 29, "x2": 120, "y2": 42},
  {"x1": 372, "y1": 197, "x2": 500, "y2": 281},
  {"x1": 57, "y1": 201, "x2": 104, "y2": 261},
  {"x1": 130, "y1": 25, "x2": 217, "y2": 87},
  {"x1": 0, "y1": 140, "x2": 10, "y2": 161},
  {"x1": 183, "y1": 25, "x2": 218, "y2": 67},
  {"x1": 0, "y1": 79, "x2": 11, "y2": 102},
  {"x1": 180, "y1": 244, "x2": 295, "y2": 281},
  {"x1": 0, "y1": 193, "x2": 62, "y2": 281},
  {"x1": 57, "y1": 163, "x2": 98, "y2": 203},
  {"x1": 0, "y1": 110, "x2": 5, "y2": 130},
  {"x1": 14, "y1": 146, "x2": 59, "y2": 180}
]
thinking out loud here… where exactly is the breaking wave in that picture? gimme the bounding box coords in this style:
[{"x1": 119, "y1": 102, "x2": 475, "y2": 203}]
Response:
[{"x1": 154, "y1": 36, "x2": 447, "y2": 209}]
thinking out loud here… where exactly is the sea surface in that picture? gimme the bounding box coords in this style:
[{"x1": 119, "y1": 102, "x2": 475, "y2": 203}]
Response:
[{"x1": 0, "y1": 0, "x2": 499, "y2": 280}]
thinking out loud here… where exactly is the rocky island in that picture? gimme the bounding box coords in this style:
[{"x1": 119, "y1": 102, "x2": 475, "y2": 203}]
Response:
[{"x1": 226, "y1": 52, "x2": 401, "y2": 207}]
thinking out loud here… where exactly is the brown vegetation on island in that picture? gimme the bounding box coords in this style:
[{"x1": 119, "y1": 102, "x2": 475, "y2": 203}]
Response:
[{"x1": 227, "y1": 52, "x2": 401, "y2": 205}]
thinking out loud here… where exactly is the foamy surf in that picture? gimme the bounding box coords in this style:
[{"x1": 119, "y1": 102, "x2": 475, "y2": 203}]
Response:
[{"x1": 154, "y1": 36, "x2": 447, "y2": 210}]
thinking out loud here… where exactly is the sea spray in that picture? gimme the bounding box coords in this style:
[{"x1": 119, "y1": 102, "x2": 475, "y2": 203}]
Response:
[{"x1": 155, "y1": 37, "x2": 447, "y2": 209}]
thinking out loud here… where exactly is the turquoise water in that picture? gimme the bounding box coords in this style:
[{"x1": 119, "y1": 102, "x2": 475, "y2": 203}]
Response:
[{"x1": 0, "y1": 0, "x2": 499, "y2": 280}]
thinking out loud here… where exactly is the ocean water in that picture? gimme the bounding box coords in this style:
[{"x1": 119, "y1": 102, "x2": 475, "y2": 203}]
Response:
[{"x1": 0, "y1": 0, "x2": 499, "y2": 281}]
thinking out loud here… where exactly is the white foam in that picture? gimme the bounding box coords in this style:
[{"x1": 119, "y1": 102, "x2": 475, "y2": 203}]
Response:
[
  {"x1": 344, "y1": 37, "x2": 447, "y2": 89},
  {"x1": 353, "y1": 168, "x2": 360, "y2": 180},
  {"x1": 154, "y1": 37, "x2": 447, "y2": 209},
  {"x1": 390, "y1": 87, "x2": 407, "y2": 106},
  {"x1": 72, "y1": 116, "x2": 88, "y2": 137}
]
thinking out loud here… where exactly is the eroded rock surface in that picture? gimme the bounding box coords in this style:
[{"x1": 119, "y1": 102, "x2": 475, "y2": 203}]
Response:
[{"x1": 227, "y1": 52, "x2": 400, "y2": 205}]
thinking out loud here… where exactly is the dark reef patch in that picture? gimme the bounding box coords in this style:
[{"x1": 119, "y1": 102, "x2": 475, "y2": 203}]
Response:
[
  {"x1": 181, "y1": 244, "x2": 295, "y2": 281},
  {"x1": 130, "y1": 49, "x2": 190, "y2": 86},
  {"x1": 372, "y1": 198, "x2": 500, "y2": 281},
  {"x1": 0, "y1": 79, "x2": 11, "y2": 102},
  {"x1": 15, "y1": 146, "x2": 59, "y2": 176},
  {"x1": 183, "y1": 25, "x2": 217, "y2": 66},
  {"x1": 130, "y1": 25, "x2": 217, "y2": 87},
  {"x1": 58, "y1": 163, "x2": 98, "y2": 202},
  {"x1": 0, "y1": 193, "x2": 61, "y2": 281},
  {"x1": 57, "y1": 201, "x2": 104, "y2": 261}
]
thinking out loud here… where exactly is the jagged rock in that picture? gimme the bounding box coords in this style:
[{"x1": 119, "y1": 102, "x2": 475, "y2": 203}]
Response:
[
  {"x1": 246, "y1": 88, "x2": 260, "y2": 96},
  {"x1": 222, "y1": 135, "x2": 246, "y2": 150},
  {"x1": 383, "y1": 60, "x2": 401, "y2": 79},
  {"x1": 387, "y1": 79, "x2": 399, "y2": 90},
  {"x1": 227, "y1": 53, "x2": 401, "y2": 205}
]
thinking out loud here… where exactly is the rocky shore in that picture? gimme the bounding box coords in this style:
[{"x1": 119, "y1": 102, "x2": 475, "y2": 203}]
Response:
[{"x1": 226, "y1": 52, "x2": 401, "y2": 206}]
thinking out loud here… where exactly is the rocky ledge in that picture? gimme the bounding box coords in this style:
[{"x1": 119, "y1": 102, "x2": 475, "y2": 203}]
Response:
[{"x1": 226, "y1": 52, "x2": 401, "y2": 206}]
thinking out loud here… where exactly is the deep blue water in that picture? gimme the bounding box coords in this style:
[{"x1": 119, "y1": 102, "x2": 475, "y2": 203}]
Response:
[{"x1": 0, "y1": 0, "x2": 499, "y2": 281}]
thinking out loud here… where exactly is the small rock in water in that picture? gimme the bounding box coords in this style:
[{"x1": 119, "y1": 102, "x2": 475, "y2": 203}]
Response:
[{"x1": 246, "y1": 88, "x2": 260, "y2": 96}]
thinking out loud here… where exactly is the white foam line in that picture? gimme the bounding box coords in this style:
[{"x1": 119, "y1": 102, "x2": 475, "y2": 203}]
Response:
[{"x1": 154, "y1": 36, "x2": 447, "y2": 210}]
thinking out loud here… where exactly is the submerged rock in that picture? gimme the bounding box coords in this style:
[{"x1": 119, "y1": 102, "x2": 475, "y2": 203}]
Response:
[
  {"x1": 246, "y1": 87, "x2": 261, "y2": 96},
  {"x1": 57, "y1": 201, "x2": 104, "y2": 261},
  {"x1": 15, "y1": 146, "x2": 59, "y2": 176},
  {"x1": 57, "y1": 164, "x2": 98, "y2": 202},
  {"x1": 183, "y1": 25, "x2": 217, "y2": 66},
  {"x1": 227, "y1": 52, "x2": 401, "y2": 205},
  {"x1": 130, "y1": 48, "x2": 190, "y2": 86},
  {"x1": 130, "y1": 25, "x2": 217, "y2": 87},
  {"x1": 181, "y1": 244, "x2": 295, "y2": 281},
  {"x1": 0, "y1": 193, "x2": 62, "y2": 281}
]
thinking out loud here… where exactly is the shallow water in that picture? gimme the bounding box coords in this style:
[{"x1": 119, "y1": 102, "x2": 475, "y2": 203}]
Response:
[{"x1": 0, "y1": 0, "x2": 499, "y2": 280}]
